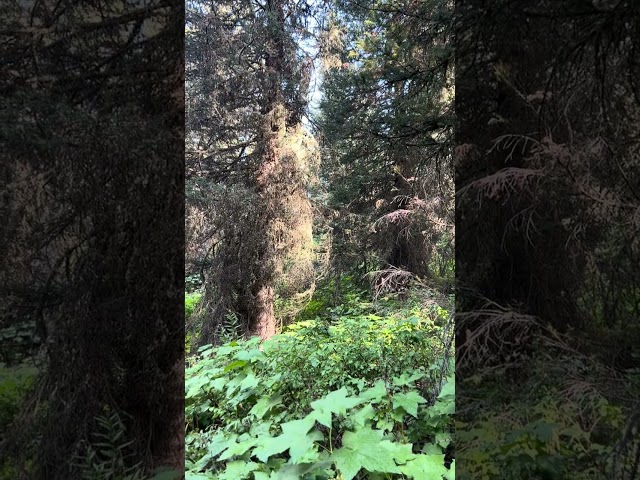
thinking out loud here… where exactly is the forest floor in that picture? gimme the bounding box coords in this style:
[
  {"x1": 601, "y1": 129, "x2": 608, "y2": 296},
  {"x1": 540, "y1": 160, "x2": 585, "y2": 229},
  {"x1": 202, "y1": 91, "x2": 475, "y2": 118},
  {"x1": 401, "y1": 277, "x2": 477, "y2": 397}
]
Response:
[{"x1": 185, "y1": 278, "x2": 455, "y2": 480}]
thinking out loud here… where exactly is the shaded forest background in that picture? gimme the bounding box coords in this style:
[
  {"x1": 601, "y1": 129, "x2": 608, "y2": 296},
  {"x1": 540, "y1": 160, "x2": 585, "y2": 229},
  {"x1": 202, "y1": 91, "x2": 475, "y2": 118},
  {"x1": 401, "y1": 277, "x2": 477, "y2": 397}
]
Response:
[
  {"x1": 184, "y1": 0, "x2": 454, "y2": 348},
  {"x1": 456, "y1": 0, "x2": 640, "y2": 478},
  {"x1": 1, "y1": 0, "x2": 639, "y2": 478},
  {"x1": 0, "y1": 1, "x2": 184, "y2": 479}
]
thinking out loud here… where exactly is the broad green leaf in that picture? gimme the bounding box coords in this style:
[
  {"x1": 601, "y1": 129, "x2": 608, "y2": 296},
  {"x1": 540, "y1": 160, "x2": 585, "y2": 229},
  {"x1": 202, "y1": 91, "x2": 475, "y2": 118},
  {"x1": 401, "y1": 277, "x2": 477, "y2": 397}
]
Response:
[
  {"x1": 358, "y1": 380, "x2": 387, "y2": 403},
  {"x1": 197, "y1": 344, "x2": 213, "y2": 353},
  {"x1": 422, "y1": 443, "x2": 443, "y2": 455},
  {"x1": 392, "y1": 391, "x2": 427, "y2": 418},
  {"x1": 331, "y1": 428, "x2": 402, "y2": 480},
  {"x1": 398, "y1": 454, "x2": 448, "y2": 479},
  {"x1": 224, "y1": 360, "x2": 248, "y2": 372},
  {"x1": 437, "y1": 377, "x2": 454, "y2": 399},
  {"x1": 203, "y1": 432, "x2": 235, "y2": 461},
  {"x1": 444, "y1": 460, "x2": 454, "y2": 480},
  {"x1": 380, "y1": 441, "x2": 416, "y2": 465},
  {"x1": 185, "y1": 473, "x2": 214, "y2": 480},
  {"x1": 250, "y1": 395, "x2": 283, "y2": 419},
  {"x1": 210, "y1": 376, "x2": 226, "y2": 392},
  {"x1": 250, "y1": 420, "x2": 273, "y2": 437},
  {"x1": 235, "y1": 348, "x2": 264, "y2": 362},
  {"x1": 392, "y1": 371, "x2": 424, "y2": 387},
  {"x1": 435, "y1": 433, "x2": 451, "y2": 449},
  {"x1": 218, "y1": 460, "x2": 258, "y2": 480},
  {"x1": 239, "y1": 372, "x2": 259, "y2": 390},
  {"x1": 218, "y1": 437, "x2": 260, "y2": 461},
  {"x1": 185, "y1": 376, "x2": 208, "y2": 398},
  {"x1": 352, "y1": 403, "x2": 376, "y2": 428},
  {"x1": 253, "y1": 416, "x2": 322, "y2": 463},
  {"x1": 432, "y1": 397, "x2": 455, "y2": 416},
  {"x1": 375, "y1": 416, "x2": 394, "y2": 432},
  {"x1": 274, "y1": 461, "x2": 334, "y2": 479},
  {"x1": 311, "y1": 387, "x2": 364, "y2": 427}
]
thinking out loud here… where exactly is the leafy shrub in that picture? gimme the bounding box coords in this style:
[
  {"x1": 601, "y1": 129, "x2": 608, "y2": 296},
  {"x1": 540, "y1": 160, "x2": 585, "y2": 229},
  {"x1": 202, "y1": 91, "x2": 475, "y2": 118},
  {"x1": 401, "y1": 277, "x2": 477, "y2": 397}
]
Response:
[
  {"x1": 186, "y1": 291, "x2": 203, "y2": 319},
  {"x1": 265, "y1": 314, "x2": 443, "y2": 412},
  {"x1": 456, "y1": 355, "x2": 627, "y2": 480},
  {"x1": 185, "y1": 309, "x2": 454, "y2": 479},
  {"x1": 0, "y1": 363, "x2": 38, "y2": 480},
  {"x1": 0, "y1": 363, "x2": 37, "y2": 433},
  {"x1": 186, "y1": 291, "x2": 203, "y2": 353}
]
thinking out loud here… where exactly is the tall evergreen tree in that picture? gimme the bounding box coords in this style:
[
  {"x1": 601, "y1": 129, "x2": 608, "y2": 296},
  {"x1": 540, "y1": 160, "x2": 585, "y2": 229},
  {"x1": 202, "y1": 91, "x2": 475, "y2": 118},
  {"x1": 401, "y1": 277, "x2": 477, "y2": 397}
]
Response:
[
  {"x1": 318, "y1": 0, "x2": 454, "y2": 291},
  {"x1": 186, "y1": 0, "x2": 317, "y2": 343}
]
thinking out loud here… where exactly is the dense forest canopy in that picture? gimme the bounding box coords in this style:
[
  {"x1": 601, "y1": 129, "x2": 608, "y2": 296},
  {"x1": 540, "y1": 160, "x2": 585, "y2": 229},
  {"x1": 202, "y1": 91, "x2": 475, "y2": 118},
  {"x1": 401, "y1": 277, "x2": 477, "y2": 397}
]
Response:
[{"x1": 185, "y1": 0, "x2": 454, "y2": 345}]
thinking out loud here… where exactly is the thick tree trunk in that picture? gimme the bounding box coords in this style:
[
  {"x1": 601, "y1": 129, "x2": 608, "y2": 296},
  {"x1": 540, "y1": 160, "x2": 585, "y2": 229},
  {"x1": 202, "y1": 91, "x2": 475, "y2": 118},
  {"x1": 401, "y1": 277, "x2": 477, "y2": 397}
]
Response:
[
  {"x1": 252, "y1": 284, "x2": 276, "y2": 339},
  {"x1": 152, "y1": 357, "x2": 185, "y2": 471},
  {"x1": 250, "y1": 0, "x2": 286, "y2": 340}
]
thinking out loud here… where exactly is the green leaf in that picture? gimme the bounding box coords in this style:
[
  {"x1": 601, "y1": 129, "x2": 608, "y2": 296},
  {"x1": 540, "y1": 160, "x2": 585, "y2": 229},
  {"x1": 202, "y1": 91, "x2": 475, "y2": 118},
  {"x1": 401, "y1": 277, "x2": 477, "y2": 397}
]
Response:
[
  {"x1": 392, "y1": 391, "x2": 427, "y2": 418},
  {"x1": 224, "y1": 360, "x2": 248, "y2": 372},
  {"x1": 392, "y1": 371, "x2": 424, "y2": 387},
  {"x1": 239, "y1": 372, "x2": 259, "y2": 391},
  {"x1": 218, "y1": 460, "x2": 258, "y2": 480},
  {"x1": 437, "y1": 377, "x2": 454, "y2": 399},
  {"x1": 274, "y1": 461, "x2": 334, "y2": 479},
  {"x1": 331, "y1": 428, "x2": 403, "y2": 480},
  {"x1": 435, "y1": 433, "x2": 451, "y2": 449},
  {"x1": 358, "y1": 380, "x2": 387, "y2": 403},
  {"x1": 380, "y1": 441, "x2": 416, "y2": 465},
  {"x1": 432, "y1": 397, "x2": 455, "y2": 416},
  {"x1": 422, "y1": 444, "x2": 442, "y2": 455},
  {"x1": 444, "y1": 460, "x2": 454, "y2": 480},
  {"x1": 210, "y1": 376, "x2": 226, "y2": 391},
  {"x1": 185, "y1": 473, "x2": 214, "y2": 480},
  {"x1": 185, "y1": 376, "x2": 208, "y2": 398},
  {"x1": 205, "y1": 432, "x2": 235, "y2": 460},
  {"x1": 197, "y1": 344, "x2": 213, "y2": 353},
  {"x1": 235, "y1": 348, "x2": 264, "y2": 362},
  {"x1": 253, "y1": 416, "x2": 323, "y2": 463},
  {"x1": 399, "y1": 454, "x2": 448, "y2": 479},
  {"x1": 352, "y1": 403, "x2": 376, "y2": 428},
  {"x1": 311, "y1": 387, "x2": 364, "y2": 427},
  {"x1": 218, "y1": 437, "x2": 260, "y2": 461},
  {"x1": 249, "y1": 395, "x2": 283, "y2": 419}
]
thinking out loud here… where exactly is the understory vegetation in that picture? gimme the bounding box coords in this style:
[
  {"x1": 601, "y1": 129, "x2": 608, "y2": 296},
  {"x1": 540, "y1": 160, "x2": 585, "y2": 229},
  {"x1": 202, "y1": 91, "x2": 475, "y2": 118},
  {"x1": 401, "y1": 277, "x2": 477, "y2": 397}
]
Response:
[{"x1": 185, "y1": 286, "x2": 454, "y2": 479}]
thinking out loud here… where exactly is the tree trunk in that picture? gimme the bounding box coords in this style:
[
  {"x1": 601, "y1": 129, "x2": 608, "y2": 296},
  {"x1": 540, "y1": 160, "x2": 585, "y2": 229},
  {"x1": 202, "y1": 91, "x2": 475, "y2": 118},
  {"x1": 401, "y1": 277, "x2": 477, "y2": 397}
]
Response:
[
  {"x1": 152, "y1": 357, "x2": 185, "y2": 471},
  {"x1": 252, "y1": 284, "x2": 276, "y2": 339},
  {"x1": 251, "y1": 0, "x2": 286, "y2": 340}
]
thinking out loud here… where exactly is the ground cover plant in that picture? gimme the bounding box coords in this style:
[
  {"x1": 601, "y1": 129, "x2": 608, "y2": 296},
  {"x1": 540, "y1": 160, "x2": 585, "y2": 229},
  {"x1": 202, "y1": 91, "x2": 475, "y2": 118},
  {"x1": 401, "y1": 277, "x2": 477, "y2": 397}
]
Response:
[{"x1": 185, "y1": 290, "x2": 454, "y2": 479}]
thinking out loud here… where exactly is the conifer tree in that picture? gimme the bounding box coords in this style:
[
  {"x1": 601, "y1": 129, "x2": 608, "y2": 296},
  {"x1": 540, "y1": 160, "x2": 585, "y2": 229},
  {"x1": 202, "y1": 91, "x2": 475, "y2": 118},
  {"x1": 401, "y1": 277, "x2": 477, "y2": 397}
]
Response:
[{"x1": 186, "y1": 0, "x2": 317, "y2": 342}]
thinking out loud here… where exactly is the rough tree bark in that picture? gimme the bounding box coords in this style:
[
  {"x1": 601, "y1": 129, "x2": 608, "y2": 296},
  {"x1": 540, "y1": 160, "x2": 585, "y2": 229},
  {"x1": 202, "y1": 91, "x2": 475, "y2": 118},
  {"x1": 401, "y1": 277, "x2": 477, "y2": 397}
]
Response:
[{"x1": 250, "y1": 0, "x2": 287, "y2": 340}]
